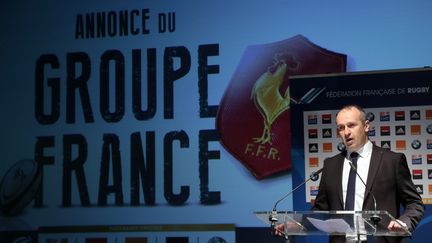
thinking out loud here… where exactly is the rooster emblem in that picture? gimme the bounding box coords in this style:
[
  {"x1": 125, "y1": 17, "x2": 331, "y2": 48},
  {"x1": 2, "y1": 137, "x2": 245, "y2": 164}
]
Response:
[{"x1": 251, "y1": 54, "x2": 299, "y2": 145}]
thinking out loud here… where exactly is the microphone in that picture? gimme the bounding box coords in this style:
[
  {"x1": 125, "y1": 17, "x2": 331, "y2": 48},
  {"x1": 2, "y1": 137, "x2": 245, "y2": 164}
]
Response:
[
  {"x1": 269, "y1": 168, "x2": 324, "y2": 237},
  {"x1": 347, "y1": 160, "x2": 381, "y2": 225},
  {"x1": 309, "y1": 168, "x2": 324, "y2": 181}
]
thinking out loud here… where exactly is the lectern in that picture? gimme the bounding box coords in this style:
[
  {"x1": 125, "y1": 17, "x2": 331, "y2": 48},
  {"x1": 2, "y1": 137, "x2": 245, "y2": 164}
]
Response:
[{"x1": 254, "y1": 210, "x2": 411, "y2": 242}]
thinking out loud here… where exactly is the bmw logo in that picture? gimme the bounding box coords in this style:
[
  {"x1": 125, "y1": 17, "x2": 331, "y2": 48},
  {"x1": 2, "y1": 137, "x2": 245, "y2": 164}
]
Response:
[
  {"x1": 337, "y1": 142, "x2": 346, "y2": 152},
  {"x1": 426, "y1": 124, "x2": 432, "y2": 134},
  {"x1": 411, "y1": 140, "x2": 421, "y2": 150},
  {"x1": 366, "y1": 112, "x2": 375, "y2": 122}
]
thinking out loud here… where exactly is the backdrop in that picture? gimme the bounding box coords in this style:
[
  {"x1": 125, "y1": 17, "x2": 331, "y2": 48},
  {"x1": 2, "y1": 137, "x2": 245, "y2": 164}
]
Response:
[{"x1": 1, "y1": 1, "x2": 432, "y2": 242}]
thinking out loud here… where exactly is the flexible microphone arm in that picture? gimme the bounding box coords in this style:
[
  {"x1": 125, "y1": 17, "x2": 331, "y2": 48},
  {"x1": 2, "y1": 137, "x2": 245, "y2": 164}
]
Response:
[
  {"x1": 271, "y1": 168, "x2": 323, "y2": 213},
  {"x1": 269, "y1": 168, "x2": 324, "y2": 237},
  {"x1": 348, "y1": 161, "x2": 381, "y2": 225},
  {"x1": 269, "y1": 168, "x2": 324, "y2": 240}
]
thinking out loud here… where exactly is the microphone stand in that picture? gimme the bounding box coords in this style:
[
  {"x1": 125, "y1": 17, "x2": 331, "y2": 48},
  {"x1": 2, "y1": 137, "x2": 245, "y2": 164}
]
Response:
[{"x1": 269, "y1": 168, "x2": 323, "y2": 239}]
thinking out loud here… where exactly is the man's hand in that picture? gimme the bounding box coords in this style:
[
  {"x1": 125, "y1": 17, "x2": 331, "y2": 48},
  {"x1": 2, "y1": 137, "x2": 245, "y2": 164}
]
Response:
[
  {"x1": 388, "y1": 220, "x2": 409, "y2": 232},
  {"x1": 272, "y1": 221, "x2": 303, "y2": 238},
  {"x1": 272, "y1": 223, "x2": 286, "y2": 237}
]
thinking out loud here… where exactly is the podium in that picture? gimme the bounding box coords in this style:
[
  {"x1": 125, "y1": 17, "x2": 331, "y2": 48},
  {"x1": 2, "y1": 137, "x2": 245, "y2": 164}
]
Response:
[{"x1": 254, "y1": 210, "x2": 411, "y2": 242}]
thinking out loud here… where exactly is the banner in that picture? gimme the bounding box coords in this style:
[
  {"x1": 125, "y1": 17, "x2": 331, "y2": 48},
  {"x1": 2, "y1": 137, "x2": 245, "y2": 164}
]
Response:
[{"x1": 290, "y1": 68, "x2": 432, "y2": 241}]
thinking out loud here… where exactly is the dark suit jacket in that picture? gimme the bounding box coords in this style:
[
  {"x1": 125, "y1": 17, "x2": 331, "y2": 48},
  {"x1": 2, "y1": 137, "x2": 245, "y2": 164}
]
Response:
[{"x1": 312, "y1": 144, "x2": 424, "y2": 243}]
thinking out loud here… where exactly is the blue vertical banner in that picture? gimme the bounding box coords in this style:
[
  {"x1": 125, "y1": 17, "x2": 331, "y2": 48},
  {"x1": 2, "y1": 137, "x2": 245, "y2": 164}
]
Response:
[{"x1": 290, "y1": 68, "x2": 432, "y2": 242}]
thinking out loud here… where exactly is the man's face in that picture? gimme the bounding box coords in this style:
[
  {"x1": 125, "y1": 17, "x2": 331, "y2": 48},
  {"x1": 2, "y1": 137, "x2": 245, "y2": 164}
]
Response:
[{"x1": 336, "y1": 108, "x2": 370, "y2": 152}]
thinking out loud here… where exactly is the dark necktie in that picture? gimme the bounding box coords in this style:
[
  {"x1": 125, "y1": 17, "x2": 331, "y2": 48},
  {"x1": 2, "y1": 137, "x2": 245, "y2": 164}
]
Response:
[{"x1": 345, "y1": 152, "x2": 359, "y2": 210}]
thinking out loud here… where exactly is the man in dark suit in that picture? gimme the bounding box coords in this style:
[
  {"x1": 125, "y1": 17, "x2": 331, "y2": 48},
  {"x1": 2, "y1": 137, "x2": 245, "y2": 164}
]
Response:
[{"x1": 313, "y1": 104, "x2": 424, "y2": 243}]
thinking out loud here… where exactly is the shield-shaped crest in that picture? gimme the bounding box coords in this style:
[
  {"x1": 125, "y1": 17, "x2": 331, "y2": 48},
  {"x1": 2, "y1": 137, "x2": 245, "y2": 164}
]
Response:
[{"x1": 217, "y1": 35, "x2": 346, "y2": 179}]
